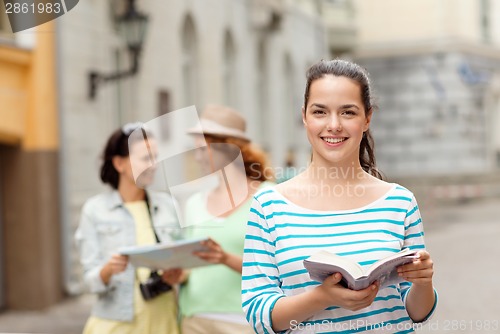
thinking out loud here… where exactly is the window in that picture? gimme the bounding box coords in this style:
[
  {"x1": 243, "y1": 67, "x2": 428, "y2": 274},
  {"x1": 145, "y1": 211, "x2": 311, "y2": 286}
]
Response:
[
  {"x1": 0, "y1": 1, "x2": 13, "y2": 38},
  {"x1": 494, "y1": 95, "x2": 500, "y2": 168},
  {"x1": 480, "y1": 0, "x2": 491, "y2": 43},
  {"x1": 256, "y1": 39, "x2": 269, "y2": 150},
  {"x1": 157, "y1": 90, "x2": 171, "y2": 140},
  {"x1": 181, "y1": 14, "x2": 199, "y2": 108},
  {"x1": 283, "y1": 54, "x2": 296, "y2": 147},
  {"x1": 223, "y1": 30, "x2": 237, "y2": 107}
]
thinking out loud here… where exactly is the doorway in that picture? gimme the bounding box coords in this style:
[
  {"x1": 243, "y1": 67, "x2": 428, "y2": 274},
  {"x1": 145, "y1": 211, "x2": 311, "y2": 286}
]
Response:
[{"x1": 0, "y1": 147, "x2": 5, "y2": 309}]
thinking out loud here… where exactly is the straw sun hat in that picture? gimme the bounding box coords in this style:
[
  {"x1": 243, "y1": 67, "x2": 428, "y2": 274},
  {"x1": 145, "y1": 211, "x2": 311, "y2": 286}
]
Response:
[{"x1": 187, "y1": 105, "x2": 250, "y2": 142}]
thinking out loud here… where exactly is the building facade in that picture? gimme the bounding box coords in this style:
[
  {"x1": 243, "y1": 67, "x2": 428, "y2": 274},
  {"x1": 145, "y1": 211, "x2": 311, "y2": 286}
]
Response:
[
  {"x1": 351, "y1": 0, "x2": 500, "y2": 177},
  {"x1": 0, "y1": 15, "x2": 63, "y2": 309},
  {"x1": 0, "y1": 0, "x2": 329, "y2": 310},
  {"x1": 56, "y1": 0, "x2": 327, "y2": 296}
]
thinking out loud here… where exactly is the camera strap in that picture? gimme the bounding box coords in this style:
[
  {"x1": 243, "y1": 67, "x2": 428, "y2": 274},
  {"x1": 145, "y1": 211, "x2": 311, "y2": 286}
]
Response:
[
  {"x1": 144, "y1": 192, "x2": 161, "y2": 243},
  {"x1": 131, "y1": 193, "x2": 159, "y2": 287},
  {"x1": 136, "y1": 192, "x2": 172, "y2": 298},
  {"x1": 130, "y1": 193, "x2": 160, "y2": 284}
]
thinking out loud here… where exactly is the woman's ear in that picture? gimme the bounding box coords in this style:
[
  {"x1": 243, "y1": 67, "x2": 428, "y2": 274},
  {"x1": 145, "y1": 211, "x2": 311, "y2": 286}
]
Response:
[
  {"x1": 302, "y1": 107, "x2": 307, "y2": 126},
  {"x1": 112, "y1": 156, "x2": 125, "y2": 173},
  {"x1": 363, "y1": 108, "x2": 373, "y2": 132}
]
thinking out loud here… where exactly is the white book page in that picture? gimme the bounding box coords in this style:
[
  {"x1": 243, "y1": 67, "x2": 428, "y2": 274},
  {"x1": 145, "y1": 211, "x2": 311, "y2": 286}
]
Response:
[
  {"x1": 303, "y1": 251, "x2": 366, "y2": 283},
  {"x1": 119, "y1": 237, "x2": 212, "y2": 270},
  {"x1": 365, "y1": 248, "x2": 418, "y2": 276}
]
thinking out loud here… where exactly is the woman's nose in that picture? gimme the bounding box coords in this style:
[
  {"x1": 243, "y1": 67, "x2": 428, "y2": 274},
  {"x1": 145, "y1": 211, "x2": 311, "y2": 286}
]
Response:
[{"x1": 326, "y1": 115, "x2": 342, "y2": 132}]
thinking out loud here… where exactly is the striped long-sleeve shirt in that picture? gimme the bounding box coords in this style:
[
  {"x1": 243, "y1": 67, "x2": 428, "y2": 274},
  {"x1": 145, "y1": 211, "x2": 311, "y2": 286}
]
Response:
[{"x1": 241, "y1": 184, "x2": 437, "y2": 334}]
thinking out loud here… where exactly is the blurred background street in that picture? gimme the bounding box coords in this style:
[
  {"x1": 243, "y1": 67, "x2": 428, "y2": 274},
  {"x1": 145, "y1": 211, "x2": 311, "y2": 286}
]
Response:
[
  {"x1": 0, "y1": 195, "x2": 498, "y2": 333},
  {"x1": 419, "y1": 196, "x2": 500, "y2": 333}
]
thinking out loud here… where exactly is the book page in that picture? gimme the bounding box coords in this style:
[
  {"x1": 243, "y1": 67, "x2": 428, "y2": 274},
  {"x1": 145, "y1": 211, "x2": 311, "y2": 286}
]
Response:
[
  {"x1": 366, "y1": 248, "x2": 418, "y2": 276},
  {"x1": 305, "y1": 251, "x2": 365, "y2": 277},
  {"x1": 365, "y1": 249, "x2": 418, "y2": 288},
  {"x1": 304, "y1": 248, "x2": 419, "y2": 290},
  {"x1": 119, "y1": 237, "x2": 212, "y2": 270},
  {"x1": 303, "y1": 250, "x2": 367, "y2": 287}
]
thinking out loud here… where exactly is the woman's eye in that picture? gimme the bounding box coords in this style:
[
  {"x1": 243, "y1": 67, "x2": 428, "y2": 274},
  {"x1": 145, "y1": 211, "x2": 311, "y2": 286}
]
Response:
[
  {"x1": 312, "y1": 110, "x2": 326, "y2": 115},
  {"x1": 342, "y1": 110, "x2": 356, "y2": 116}
]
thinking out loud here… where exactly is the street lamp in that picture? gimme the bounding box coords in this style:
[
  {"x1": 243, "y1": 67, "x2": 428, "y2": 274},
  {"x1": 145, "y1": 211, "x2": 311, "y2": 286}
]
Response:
[{"x1": 88, "y1": 0, "x2": 149, "y2": 99}]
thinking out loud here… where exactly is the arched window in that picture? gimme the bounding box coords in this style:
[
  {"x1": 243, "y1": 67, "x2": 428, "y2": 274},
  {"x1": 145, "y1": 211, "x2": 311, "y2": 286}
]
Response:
[
  {"x1": 181, "y1": 15, "x2": 199, "y2": 107},
  {"x1": 223, "y1": 30, "x2": 237, "y2": 107}
]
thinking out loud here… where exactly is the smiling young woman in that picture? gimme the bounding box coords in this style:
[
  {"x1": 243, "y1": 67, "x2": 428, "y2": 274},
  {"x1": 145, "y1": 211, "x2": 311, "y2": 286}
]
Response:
[
  {"x1": 242, "y1": 59, "x2": 437, "y2": 334},
  {"x1": 303, "y1": 75, "x2": 371, "y2": 172}
]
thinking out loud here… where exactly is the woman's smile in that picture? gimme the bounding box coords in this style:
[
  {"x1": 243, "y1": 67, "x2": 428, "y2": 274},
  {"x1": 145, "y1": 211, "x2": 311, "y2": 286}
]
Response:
[{"x1": 321, "y1": 136, "x2": 348, "y2": 146}]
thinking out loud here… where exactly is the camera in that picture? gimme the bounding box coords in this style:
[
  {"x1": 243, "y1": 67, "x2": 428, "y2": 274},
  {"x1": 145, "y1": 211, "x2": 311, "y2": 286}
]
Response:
[{"x1": 139, "y1": 271, "x2": 172, "y2": 301}]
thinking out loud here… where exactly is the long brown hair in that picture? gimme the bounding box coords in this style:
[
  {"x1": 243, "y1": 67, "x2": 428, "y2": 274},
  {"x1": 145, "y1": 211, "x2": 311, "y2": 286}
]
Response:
[
  {"x1": 303, "y1": 59, "x2": 383, "y2": 179},
  {"x1": 203, "y1": 135, "x2": 274, "y2": 182}
]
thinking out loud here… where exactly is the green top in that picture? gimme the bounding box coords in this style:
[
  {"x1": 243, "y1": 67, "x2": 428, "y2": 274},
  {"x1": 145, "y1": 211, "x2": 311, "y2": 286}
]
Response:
[{"x1": 179, "y1": 183, "x2": 269, "y2": 317}]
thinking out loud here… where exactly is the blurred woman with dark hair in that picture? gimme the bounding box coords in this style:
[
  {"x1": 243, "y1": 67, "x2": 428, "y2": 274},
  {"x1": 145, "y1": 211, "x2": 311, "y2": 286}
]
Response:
[{"x1": 75, "y1": 123, "x2": 181, "y2": 334}]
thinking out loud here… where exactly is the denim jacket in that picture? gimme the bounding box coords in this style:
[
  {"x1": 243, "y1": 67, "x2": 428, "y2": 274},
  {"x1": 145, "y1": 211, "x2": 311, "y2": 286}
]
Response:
[{"x1": 75, "y1": 190, "x2": 181, "y2": 321}]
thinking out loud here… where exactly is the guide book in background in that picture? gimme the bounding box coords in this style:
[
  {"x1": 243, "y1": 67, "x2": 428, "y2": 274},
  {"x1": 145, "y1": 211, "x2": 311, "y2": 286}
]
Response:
[
  {"x1": 303, "y1": 248, "x2": 419, "y2": 290},
  {"x1": 119, "y1": 237, "x2": 212, "y2": 270}
]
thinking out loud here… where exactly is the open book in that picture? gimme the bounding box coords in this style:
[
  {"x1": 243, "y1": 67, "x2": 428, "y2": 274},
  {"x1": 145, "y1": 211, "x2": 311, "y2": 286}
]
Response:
[
  {"x1": 303, "y1": 248, "x2": 418, "y2": 290},
  {"x1": 118, "y1": 237, "x2": 212, "y2": 270}
]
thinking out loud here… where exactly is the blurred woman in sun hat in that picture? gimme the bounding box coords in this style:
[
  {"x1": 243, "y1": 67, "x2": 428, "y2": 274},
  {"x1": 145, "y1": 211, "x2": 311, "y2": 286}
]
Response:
[{"x1": 178, "y1": 104, "x2": 275, "y2": 334}]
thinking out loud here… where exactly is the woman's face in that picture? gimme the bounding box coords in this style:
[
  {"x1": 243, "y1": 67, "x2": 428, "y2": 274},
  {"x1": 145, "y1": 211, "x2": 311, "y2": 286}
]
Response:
[
  {"x1": 302, "y1": 75, "x2": 371, "y2": 167},
  {"x1": 193, "y1": 135, "x2": 235, "y2": 173},
  {"x1": 116, "y1": 138, "x2": 158, "y2": 189},
  {"x1": 193, "y1": 136, "x2": 212, "y2": 173}
]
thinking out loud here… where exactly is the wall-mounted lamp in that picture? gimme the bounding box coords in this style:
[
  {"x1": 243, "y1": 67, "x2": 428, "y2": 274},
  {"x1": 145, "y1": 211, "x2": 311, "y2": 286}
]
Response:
[{"x1": 89, "y1": 0, "x2": 149, "y2": 99}]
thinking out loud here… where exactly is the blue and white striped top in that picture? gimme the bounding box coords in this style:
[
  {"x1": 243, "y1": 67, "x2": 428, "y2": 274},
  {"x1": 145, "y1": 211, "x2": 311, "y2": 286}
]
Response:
[{"x1": 241, "y1": 184, "x2": 437, "y2": 334}]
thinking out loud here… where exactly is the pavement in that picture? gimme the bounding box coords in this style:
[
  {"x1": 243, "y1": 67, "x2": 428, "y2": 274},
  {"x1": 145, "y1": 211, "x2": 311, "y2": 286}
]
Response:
[
  {"x1": 0, "y1": 294, "x2": 93, "y2": 334},
  {"x1": 416, "y1": 196, "x2": 500, "y2": 334},
  {"x1": 0, "y1": 196, "x2": 499, "y2": 334}
]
